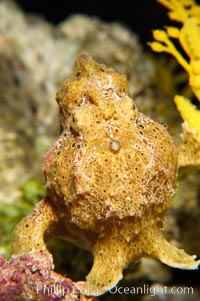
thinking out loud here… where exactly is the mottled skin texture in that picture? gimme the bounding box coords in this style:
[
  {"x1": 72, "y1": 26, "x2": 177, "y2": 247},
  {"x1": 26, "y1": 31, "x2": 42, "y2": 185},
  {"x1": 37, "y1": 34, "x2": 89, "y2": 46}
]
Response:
[{"x1": 12, "y1": 55, "x2": 200, "y2": 296}]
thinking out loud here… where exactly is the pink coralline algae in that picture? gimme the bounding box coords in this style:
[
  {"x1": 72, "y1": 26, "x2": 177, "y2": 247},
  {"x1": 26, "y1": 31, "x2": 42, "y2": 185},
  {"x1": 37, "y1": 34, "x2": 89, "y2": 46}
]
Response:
[{"x1": 0, "y1": 250, "x2": 96, "y2": 301}]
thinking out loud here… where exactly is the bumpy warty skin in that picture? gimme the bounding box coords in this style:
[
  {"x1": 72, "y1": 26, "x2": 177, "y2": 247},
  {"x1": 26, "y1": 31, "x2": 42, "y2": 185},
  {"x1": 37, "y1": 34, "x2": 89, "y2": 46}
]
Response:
[
  {"x1": 46, "y1": 55, "x2": 177, "y2": 224},
  {"x1": 12, "y1": 55, "x2": 200, "y2": 296}
]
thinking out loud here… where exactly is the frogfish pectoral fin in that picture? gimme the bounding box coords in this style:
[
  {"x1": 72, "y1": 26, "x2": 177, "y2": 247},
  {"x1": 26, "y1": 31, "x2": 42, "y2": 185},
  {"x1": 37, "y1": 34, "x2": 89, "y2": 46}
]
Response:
[
  {"x1": 85, "y1": 250, "x2": 123, "y2": 296},
  {"x1": 85, "y1": 233, "x2": 130, "y2": 296},
  {"x1": 145, "y1": 226, "x2": 200, "y2": 270}
]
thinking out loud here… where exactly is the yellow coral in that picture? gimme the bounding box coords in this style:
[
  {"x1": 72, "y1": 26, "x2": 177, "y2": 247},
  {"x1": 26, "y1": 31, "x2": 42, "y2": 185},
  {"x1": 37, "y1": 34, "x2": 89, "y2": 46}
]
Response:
[
  {"x1": 157, "y1": 0, "x2": 200, "y2": 23},
  {"x1": 149, "y1": 0, "x2": 200, "y2": 168},
  {"x1": 174, "y1": 95, "x2": 200, "y2": 136},
  {"x1": 149, "y1": 0, "x2": 200, "y2": 99}
]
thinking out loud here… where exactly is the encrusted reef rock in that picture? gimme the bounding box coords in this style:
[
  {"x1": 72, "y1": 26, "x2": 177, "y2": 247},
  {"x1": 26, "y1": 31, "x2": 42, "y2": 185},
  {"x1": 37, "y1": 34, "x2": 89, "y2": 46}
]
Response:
[
  {"x1": 12, "y1": 55, "x2": 200, "y2": 296},
  {"x1": 0, "y1": 250, "x2": 97, "y2": 301}
]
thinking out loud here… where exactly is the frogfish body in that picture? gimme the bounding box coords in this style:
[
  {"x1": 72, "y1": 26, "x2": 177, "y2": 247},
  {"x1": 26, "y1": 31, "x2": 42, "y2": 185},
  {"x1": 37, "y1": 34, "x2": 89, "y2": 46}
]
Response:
[{"x1": 13, "y1": 55, "x2": 200, "y2": 296}]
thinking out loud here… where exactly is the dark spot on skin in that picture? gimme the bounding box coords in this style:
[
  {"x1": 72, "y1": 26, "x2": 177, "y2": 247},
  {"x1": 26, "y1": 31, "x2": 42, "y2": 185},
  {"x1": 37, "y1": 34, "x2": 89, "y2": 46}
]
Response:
[
  {"x1": 76, "y1": 71, "x2": 81, "y2": 78},
  {"x1": 70, "y1": 126, "x2": 79, "y2": 137}
]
